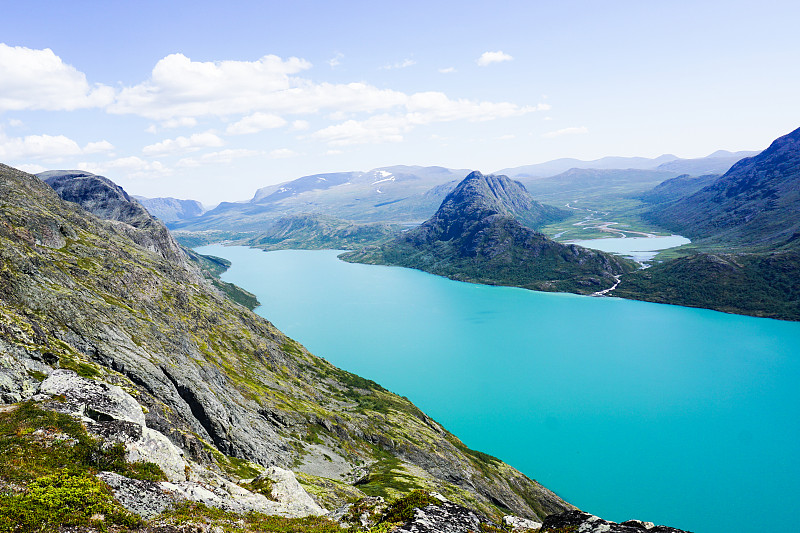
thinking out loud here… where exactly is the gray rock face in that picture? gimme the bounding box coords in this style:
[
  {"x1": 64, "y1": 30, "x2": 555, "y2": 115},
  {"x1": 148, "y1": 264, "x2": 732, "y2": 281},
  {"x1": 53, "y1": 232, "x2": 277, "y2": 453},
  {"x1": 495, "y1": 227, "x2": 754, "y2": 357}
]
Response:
[
  {"x1": 134, "y1": 196, "x2": 205, "y2": 223},
  {"x1": 0, "y1": 339, "x2": 50, "y2": 403},
  {"x1": 504, "y1": 514, "x2": 543, "y2": 531},
  {"x1": 38, "y1": 369, "x2": 192, "y2": 483},
  {"x1": 395, "y1": 502, "x2": 483, "y2": 533},
  {"x1": 541, "y1": 510, "x2": 692, "y2": 533},
  {"x1": 98, "y1": 471, "x2": 177, "y2": 519},
  {"x1": 257, "y1": 466, "x2": 327, "y2": 515},
  {"x1": 41, "y1": 170, "x2": 189, "y2": 266},
  {"x1": 40, "y1": 369, "x2": 146, "y2": 425}
]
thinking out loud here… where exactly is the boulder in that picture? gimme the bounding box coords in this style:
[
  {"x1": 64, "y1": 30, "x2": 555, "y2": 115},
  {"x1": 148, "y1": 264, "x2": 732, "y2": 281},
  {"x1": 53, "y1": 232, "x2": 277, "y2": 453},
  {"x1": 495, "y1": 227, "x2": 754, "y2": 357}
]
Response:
[
  {"x1": 395, "y1": 501, "x2": 483, "y2": 533},
  {"x1": 504, "y1": 514, "x2": 543, "y2": 531},
  {"x1": 256, "y1": 466, "x2": 327, "y2": 516},
  {"x1": 541, "y1": 510, "x2": 692, "y2": 533},
  {"x1": 39, "y1": 369, "x2": 145, "y2": 425}
]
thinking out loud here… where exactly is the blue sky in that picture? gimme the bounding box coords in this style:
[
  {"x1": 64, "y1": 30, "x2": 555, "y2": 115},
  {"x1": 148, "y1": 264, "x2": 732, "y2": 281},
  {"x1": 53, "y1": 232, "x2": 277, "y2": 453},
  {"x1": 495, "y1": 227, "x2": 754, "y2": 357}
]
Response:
[{"x1": 1, "y1": 0, "x2": 798, "y2": 203}]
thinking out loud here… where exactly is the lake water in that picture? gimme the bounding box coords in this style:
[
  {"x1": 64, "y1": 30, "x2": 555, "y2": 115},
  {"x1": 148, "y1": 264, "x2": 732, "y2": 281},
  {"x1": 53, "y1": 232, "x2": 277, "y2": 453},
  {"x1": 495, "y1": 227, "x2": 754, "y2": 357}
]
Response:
[
  {"x1": 567, "y1": 235, "x2": 691, "y2": 261},
  {"x1": 196, "y1": 245, "x2": 800, "y2": 533}
]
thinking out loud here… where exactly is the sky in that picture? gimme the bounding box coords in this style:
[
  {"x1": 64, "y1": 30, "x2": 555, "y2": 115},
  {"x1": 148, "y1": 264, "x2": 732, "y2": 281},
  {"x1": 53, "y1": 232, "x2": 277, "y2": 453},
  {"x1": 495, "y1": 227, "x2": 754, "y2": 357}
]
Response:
[{"x1": 1, "y1": 0, "x2": 799, "y2": 204}]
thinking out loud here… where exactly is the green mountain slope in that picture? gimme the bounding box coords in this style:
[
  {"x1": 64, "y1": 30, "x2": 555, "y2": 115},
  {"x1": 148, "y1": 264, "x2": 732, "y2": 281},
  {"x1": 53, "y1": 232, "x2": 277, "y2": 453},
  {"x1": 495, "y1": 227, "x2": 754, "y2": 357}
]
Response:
[
  {"x1": 643, "y1": 126, "x2": 800, "y2": 250},
  {"x1": 247, "y1": 214, "x2": 401, "y2": 251},
  {"x1": 613, "y1": 251, "x2": 800, "y2": 320},
  {"x1": 0, "y1": 163, "x2": 574, "y2": 522},
  {"x1": 343, "y1": 171, "x2": 632, "y2": 294},
  {"x1": 637, "y1": 173, "x2": 720, "y2": 206}
]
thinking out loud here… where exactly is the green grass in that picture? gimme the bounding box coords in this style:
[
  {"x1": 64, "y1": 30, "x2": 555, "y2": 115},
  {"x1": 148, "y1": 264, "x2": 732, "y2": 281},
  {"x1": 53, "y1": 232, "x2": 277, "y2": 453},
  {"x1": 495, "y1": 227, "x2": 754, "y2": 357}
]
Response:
[
  {"x1": 0, "y1": 402, "x2": 166, "y2": 484},
  {"x1": 0, "y1": 470, "x2": 143, "y2": 532}
]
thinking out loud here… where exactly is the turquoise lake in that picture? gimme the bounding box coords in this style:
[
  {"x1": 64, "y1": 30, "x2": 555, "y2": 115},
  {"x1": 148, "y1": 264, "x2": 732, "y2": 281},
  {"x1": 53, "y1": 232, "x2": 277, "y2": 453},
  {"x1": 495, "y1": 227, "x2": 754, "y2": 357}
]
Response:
[{"x1": 196, "y1": 245, "x2": 800, "y2": 533}]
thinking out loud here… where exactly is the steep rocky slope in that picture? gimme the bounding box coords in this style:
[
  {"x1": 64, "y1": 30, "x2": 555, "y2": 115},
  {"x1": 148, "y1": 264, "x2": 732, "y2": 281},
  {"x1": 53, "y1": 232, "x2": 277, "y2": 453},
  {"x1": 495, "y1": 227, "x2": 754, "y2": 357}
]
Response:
[
  {"x1": 343, "y1": 171, "x2": 632, "y2": 294},
  {"x1": 643, "y1": 126, "x2": 800, "y2": 250},
  {"x1": 0, "y1": 163, "x2": 573, "y2": 524},
  {"x1": 636, "y1": 173, "x2": 720, "y2": 206},
  {"x1": 133, "y1": 195, "x2": 205, "y2": 223}
]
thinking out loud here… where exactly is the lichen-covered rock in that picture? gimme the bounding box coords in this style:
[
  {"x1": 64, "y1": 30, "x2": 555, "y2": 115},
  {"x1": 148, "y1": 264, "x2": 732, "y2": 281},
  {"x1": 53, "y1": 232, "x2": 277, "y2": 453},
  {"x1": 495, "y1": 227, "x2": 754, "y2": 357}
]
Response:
[
  {"x1": 39, "y1": 369, "x2": 146, "y2": 425},
  {"x1": 257, "y1": 466, "x2": 327, "y2": 515},
  {"x1": 541, "y1": 510, "x2": 692, "y2": 533},
  {"x1": 504, "y1": 514, "x2": 543, "y2": 531},
  {"x1": 38, "y1": 369, "x2": 191, "y2": 483},
  {"x1": 395, "y1": 501, "x2": 483, "y2": 533},
  {"x1": 98, "y1": 471, "x2": 177, "y2": 519},
  {"x1": 0, "y1": 340, "x2": 48, "y2": 403}
]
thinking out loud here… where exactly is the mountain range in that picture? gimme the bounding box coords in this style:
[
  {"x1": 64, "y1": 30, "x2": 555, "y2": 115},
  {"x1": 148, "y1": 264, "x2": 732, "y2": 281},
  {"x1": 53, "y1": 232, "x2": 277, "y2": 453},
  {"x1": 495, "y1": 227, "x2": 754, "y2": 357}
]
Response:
[
  {"x1": 496, "y1": 150, "x2": 757, "y2": 179},
  {"x1": 172, "y1": 166, "x2": 471, "y2": 231}
]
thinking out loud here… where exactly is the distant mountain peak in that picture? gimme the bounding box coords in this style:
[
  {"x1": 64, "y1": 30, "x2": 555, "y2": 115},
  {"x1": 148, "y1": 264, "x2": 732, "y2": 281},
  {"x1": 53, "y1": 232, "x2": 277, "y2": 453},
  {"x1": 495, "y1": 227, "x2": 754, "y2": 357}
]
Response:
[{"x1": 433, "y1": 171, "x2": 568, "y2": 233}]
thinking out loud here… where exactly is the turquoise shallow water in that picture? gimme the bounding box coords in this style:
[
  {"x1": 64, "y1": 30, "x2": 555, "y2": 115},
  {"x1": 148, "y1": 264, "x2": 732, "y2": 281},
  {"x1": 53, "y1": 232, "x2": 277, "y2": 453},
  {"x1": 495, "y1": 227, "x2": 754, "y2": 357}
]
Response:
[{"x1": 196, "y1": 245, "x2": 800, "y2": 533}]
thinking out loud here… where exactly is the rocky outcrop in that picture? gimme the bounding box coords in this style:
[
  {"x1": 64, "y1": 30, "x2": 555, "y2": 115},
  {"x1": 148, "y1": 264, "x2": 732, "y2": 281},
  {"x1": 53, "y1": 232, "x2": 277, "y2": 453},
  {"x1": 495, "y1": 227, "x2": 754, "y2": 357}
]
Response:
[
  {"x1": 541, "y1": 510, "x2": 692, "y2": 533},
  {"x1": 504, "y1": 514, "x2": 543, "y2": 531},
  {"x1": 41, "y1": 170, "x2": 189, "y2": 266},
  {"x1": 33, "y1": 369, "x2": 326, "y2": 519},
  {"x1": 395, "y1": 501, "x2": 484, "y2": 533}
]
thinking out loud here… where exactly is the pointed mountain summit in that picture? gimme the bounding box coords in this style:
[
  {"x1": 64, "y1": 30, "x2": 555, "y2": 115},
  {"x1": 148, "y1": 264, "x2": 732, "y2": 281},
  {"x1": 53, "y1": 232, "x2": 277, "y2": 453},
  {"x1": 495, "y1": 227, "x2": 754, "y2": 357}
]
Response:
[
  {"x1": 644, "y1": 126, "x2": 800, "y2": 249},
  {"x1": 417, "y1": 170, "x2": 568, "y2": 238},
  {"x1": 343, "y1": 171, "x2": 632, "y2": 294}
]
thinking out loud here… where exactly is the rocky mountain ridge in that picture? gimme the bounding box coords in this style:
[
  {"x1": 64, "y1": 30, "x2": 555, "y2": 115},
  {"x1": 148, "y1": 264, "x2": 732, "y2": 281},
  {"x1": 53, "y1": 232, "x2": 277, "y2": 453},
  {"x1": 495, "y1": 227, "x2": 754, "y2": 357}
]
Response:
[{"x1": 643, "y1": 126, "x2": 800, "y2": 250}]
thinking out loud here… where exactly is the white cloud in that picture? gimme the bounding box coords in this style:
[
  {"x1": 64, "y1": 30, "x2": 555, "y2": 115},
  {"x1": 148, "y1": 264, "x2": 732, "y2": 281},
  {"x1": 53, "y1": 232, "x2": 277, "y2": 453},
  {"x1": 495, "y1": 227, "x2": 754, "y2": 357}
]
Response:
[
  {"x1": 0, "y1": 133, "x2": 80, "y2": 160},
  {"x1": 438, "y1": 67, "x2": 456, "y2": 74},
  {"x1": 76, "y1": 156, "x2": 169, "y2": 179},
  {"x1": 142, "y1": 131, "x2": 224, "y2": 156},
  {"x1": 8, "y1": 119, "x2": 23, "y2": 127},
  {"x1": 226, "y1": 112, "x2": 287, "y2": 135},
  {"x1": 313, "y1": 93, "x2": 548, "y2": 146},
  {"x1": 313, "y1": 115, "x2": 407, "y2": 146},
  {"x1": 325, "y1": 149, "x2": 342, "y2": 155},
  {"x1": 0, "y1": 44, "x2": 114, "y2": 111},
  {"x1": 15, "y1": 163, "x2": 46, "y2": 174},
  {"x1": 291, "y1": 120, "x2": 309, "y2": 131},
  {"x1": 381, "y1": 58, "x2": 416, "y2": 70},
  {"x1": 477, "y1": 51, "x2": 513, "y2": 67},
  {"x1": 162, "y1": 117, "x2": 198, "y2": 129},
  {"x1": 268, "y1": 148, "x2": 298, "y2": 159},
  {"x1": 109, "y1": 53, "x2": 407, "y2": 120},
  {"x1": 0, "y1": 131, "x2": 117, "y2": 162},
  {"x1": 177, "y1": 148, "x2": 260, "y2": 167},
  {"x1": 499, "y1": 134, "x2": 516, "y2": 140},
  {"x1": 327, "y1": 53, "x2": 344, "y2": 68},
  {"x1": 542, "y1": 126, "x2": 589, "y2": 138},
  {"x1": 83, "y1": 140, "x2": 115, "y2": 154}
]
